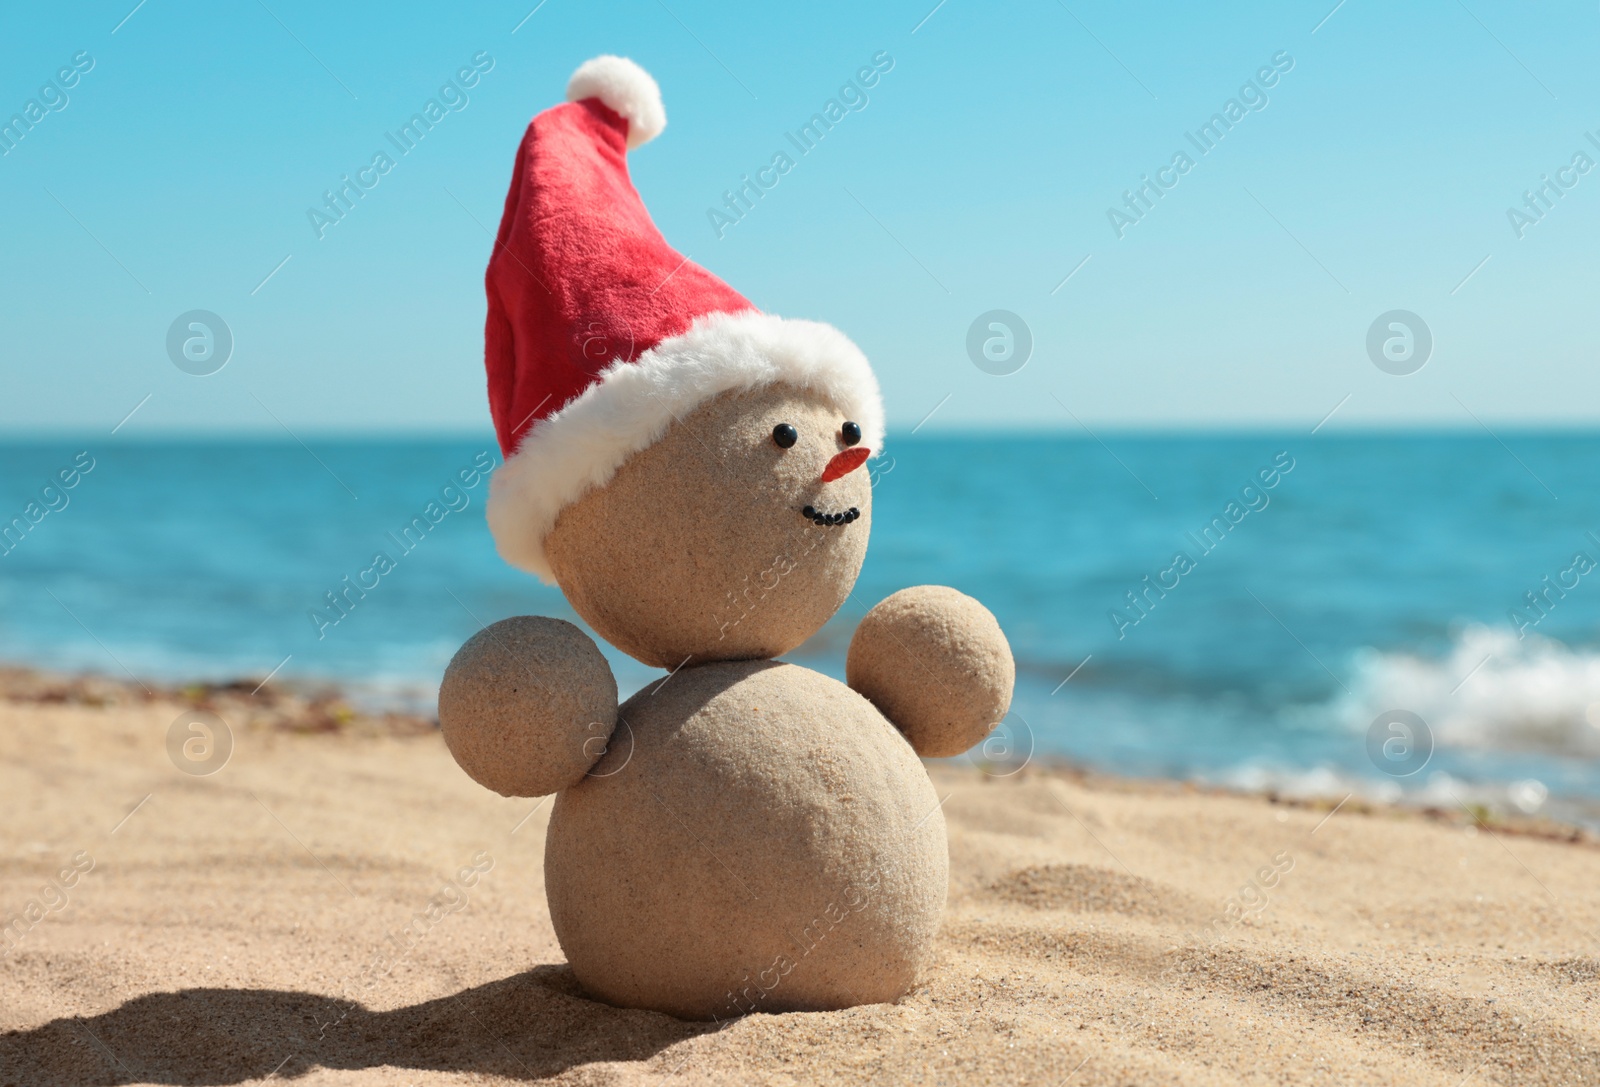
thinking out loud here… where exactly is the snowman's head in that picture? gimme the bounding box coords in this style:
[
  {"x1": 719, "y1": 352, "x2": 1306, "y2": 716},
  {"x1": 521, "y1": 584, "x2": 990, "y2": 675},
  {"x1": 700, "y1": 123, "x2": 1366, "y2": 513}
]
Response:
[
  {"x1": 479, "y1": 62, "x2": 884, "y2": 662},
  {"x1": 542, "y1": 382, "x2": 875, "y2": 668}
]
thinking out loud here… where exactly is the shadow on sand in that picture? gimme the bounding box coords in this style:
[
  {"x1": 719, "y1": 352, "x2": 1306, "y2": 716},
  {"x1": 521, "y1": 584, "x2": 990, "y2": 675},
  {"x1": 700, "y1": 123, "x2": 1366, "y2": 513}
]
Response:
[{"x1": 0, "y1": 964, "x2": 721, "y2": 1084}]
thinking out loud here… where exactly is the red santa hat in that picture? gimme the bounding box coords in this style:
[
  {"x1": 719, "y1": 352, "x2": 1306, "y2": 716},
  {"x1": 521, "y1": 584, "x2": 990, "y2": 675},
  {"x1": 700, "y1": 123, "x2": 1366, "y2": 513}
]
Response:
[{"x1": 483, "y1": 55, "x2": 884, "y2": 582}]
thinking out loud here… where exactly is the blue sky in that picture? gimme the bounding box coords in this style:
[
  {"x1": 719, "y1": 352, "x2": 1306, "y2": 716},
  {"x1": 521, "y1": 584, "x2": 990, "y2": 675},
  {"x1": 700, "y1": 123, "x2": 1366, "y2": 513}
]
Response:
[{"x1": 2, "y1": 0, "x2": 1598, "y2": 435}]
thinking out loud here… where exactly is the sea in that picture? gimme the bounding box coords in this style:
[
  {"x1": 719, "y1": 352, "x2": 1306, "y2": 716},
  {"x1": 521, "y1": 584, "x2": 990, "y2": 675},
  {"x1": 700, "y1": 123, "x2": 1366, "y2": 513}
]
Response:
[{"x1": 4, "y1": 432, "x2": 1599, "y2": 828}]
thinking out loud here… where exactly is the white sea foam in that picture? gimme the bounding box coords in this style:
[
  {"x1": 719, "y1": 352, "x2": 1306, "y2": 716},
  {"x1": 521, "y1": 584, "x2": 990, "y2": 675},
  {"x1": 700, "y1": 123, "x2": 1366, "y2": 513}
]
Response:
[
  {"x1": 1204, "y1": 762, "x2": 1583, "y2": 822},
  {"x1": 1330, "y1": 624, "x2": 1600, "y2": 760}
]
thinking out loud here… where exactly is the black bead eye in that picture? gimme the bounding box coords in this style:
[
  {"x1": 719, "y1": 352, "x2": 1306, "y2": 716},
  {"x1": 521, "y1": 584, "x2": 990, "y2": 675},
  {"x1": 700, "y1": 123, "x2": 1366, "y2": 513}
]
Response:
[
  {"x1": 841, "y1": 421, "x2": 862, "y2": 446},
  {"x1": 772, "y1": 423, "x2": 798, "y2": 449}
]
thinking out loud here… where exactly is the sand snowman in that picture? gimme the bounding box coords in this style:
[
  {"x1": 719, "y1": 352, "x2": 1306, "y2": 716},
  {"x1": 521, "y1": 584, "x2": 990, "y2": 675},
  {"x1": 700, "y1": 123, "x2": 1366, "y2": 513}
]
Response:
[{"x1": 439, "y1": 57, "x2": 1014, "y2": 1020}]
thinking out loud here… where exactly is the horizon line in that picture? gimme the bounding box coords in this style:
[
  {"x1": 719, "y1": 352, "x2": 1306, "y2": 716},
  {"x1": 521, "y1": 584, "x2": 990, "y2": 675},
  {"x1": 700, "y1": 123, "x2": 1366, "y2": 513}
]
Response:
[{"x1": 6, "y1": 421, "x2": 1600, "y2": 442}]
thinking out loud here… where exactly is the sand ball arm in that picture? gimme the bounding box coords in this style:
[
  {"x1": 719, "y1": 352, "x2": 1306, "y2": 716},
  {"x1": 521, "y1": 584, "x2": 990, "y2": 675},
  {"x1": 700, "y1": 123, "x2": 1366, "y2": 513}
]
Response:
[
  {"x1": 438, "y1": 616, "x2": 618, "y2": 797},
  {"x1": 846, "y1": 585, "x2": 1015, "y2": 759}
]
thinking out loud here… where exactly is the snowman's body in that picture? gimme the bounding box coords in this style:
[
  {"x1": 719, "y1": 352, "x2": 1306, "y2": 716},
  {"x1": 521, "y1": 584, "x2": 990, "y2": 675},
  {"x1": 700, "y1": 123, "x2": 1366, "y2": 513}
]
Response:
[
  {"x1": 545, "y1": 661, "x2": 947, "y2": 1020},
  {"x1": 439, "y1": 378, "x2": 1015, "y2": 1020}
]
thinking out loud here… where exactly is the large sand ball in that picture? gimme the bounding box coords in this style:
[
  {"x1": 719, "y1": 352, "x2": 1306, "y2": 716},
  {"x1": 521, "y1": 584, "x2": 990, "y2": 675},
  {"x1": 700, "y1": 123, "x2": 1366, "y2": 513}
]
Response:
[
  {"x1": 847, "y1": 586, "x2": 1014, "y2": 758},
  {"x1": 545, "y1": 660, "x2": 947, "y2": 1020}
]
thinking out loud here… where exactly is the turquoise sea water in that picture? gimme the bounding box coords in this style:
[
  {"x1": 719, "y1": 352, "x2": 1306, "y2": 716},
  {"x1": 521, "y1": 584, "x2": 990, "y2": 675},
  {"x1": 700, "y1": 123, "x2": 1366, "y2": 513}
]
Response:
[{"x1": 4, "y1": 433, "x2": 1599, "y2": 825}]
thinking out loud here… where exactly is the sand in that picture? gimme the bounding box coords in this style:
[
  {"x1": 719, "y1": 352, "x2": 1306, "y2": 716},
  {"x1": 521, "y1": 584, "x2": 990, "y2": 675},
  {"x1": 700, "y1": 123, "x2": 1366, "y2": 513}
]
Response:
[{"x1": 1, "y1": 678, "x2": 1597, "y2": 1086}]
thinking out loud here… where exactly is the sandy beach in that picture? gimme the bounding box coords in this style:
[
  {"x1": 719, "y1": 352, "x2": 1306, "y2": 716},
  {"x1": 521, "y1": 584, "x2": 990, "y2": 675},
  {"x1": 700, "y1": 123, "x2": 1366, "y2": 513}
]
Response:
[{"x1": 2, "y1": 674, "x2": 1597, "y2": 1086}]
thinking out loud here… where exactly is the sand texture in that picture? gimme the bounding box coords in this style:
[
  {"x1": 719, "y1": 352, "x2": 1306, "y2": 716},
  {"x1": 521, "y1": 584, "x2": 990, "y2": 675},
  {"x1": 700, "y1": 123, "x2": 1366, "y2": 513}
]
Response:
[{"x1": 2, "y1": 682, "x2": 1599, "y2": 1086}]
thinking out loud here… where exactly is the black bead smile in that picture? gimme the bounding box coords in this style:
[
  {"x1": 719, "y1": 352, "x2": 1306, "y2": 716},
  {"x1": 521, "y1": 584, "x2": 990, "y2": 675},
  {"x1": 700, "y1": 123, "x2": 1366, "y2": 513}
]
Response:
[{"x1": 802, "y1": 505, "x2": 860, "y2": 527}]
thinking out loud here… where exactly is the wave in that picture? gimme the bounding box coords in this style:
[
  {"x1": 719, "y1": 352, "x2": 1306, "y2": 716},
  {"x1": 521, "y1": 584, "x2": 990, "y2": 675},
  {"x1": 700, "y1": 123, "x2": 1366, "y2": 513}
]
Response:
[
  {"x1": 1324, "y1": 624, "x2": 1600, "y2": 761},
  {"x1": 1020, "y1": 623, "x2": 1600, "y2": 824}
]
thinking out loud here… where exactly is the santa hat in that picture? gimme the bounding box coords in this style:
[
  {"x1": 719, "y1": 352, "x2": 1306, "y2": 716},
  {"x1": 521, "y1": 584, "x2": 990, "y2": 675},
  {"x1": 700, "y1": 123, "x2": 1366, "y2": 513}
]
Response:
[{"x1": 483, "y1": 55, "x2": 884, "y2": 582}]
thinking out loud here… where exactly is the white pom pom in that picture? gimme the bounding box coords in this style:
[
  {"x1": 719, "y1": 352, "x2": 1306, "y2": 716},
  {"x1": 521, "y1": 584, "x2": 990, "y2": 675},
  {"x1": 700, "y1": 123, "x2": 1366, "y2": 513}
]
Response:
[{"x1": 567, "y1": 55, "x2": 666, "y2": 150}]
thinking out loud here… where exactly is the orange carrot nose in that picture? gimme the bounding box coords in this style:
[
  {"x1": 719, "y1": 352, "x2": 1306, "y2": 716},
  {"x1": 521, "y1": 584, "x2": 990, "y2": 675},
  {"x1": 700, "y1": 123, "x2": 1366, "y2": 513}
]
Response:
[{"x1": 822, "y1": 447, "x2": 871, "y2": 483}]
